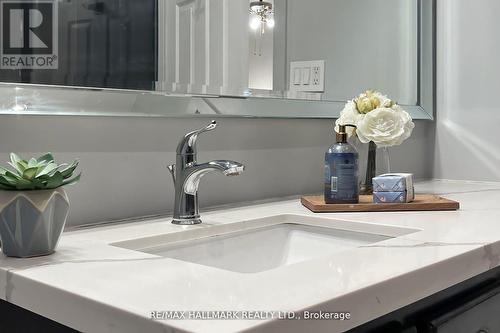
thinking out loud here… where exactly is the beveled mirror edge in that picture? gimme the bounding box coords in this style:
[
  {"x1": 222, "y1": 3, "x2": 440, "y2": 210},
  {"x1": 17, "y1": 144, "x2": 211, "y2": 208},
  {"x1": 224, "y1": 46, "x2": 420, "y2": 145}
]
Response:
[
  {"x1": 418, "y1": 0, "x2": 437, "y2": 120},
  {"x1": 0, "y1": 83, "x2": 433, "y2": 120}
]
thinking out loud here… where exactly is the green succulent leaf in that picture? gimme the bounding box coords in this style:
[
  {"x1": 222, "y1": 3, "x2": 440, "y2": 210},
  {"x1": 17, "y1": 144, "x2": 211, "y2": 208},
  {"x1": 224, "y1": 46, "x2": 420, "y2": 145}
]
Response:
[
  {"x1": 10, "y1": 153, "x2": 22, "y2": 165},
  {"x1": 18, "y1": 160, "x2": 28, "y2": 170},
  {"x1": 1, "y1": 174, "x2": 31, "y2": 188},
  {"x1": 15, "y1": 183, "x2": 35, "y2": 191},
  {"x1": 27, "y1": 158, "x2": 38, "y2": 168},
  {"x1": 14, "y1": 161, "x2": 28, "y2": 176},
  {"x1": 45, "y1": 171, "x2": 64, "y2": 189},
  {"x1": 0, "y1": 175, "x2": 14, "y2": 186},
  {"x1": 37, "y1": 153, "x2": 55, "y2": 164},
  {"x1": 30, "y1": 178, "x2": 45, "y2": 190},
  {"x1": 10, "y1": 154, "x2": 28, "y2": 173},
  {"x1": 4, "y1": 171, "x2": 22, "y2": 182},
  {"x1": 7, "y1": 161, "x2": 23, "y2": 175},
  {"x1": 62, "y1": 173, "x2": 81, "y2": 186},
  {"x1": 23, "y1": 167, "x2": 38, "y2": 180},
  {"x1": 60, "y1": 160, "x2": 79, "y2": 179},
  {"x1": 36, "y1": 162, "x2": 59, "y2": 178},
  {"x1": 0, "y1": 165, "x2": 9, "y2": 175}
]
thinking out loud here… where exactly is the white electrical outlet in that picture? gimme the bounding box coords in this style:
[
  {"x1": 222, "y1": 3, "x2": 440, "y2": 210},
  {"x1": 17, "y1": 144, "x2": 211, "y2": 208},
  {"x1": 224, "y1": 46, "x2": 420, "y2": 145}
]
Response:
[
  {"x1": 289, "y1": 60, "x2": 325, "y2": 92},
  {"x1": 312, "y1": 66, "x2": 321, "y2": 86}
]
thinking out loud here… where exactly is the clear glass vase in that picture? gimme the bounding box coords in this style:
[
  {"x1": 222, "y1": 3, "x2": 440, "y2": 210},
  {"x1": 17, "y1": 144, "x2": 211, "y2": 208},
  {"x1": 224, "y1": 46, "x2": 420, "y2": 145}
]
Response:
[{"x1": 350, "y1": 138, "x2": 391, "y2": 195}]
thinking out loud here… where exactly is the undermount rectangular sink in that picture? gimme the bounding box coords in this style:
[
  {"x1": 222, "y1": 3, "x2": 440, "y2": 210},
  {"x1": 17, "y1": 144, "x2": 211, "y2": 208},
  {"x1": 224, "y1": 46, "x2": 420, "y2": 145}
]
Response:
[{"x1": 112, "y1": 214, "x2": 418, "y2": 274}]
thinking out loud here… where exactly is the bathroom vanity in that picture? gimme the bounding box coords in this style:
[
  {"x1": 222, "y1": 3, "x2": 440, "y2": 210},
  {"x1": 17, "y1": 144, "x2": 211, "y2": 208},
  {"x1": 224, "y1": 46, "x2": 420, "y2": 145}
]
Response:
[
  {"x1": 1, "y1": 179, "x2": 500, "y2": 333},
  {"x1": 3, "y1": 0, "x2": 494, "y2": 332}
]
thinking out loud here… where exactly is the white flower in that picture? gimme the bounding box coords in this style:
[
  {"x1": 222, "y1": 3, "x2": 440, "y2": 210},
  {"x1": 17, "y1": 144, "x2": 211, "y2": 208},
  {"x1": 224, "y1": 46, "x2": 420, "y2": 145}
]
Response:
[
  {"x1": 335, "y1": 100, "x2": 364, "y2": 136},
  {"x1": 335, "y1": 90, "x2": 415, "y2": 147},
  {"x1": 356, "y1": 107, "x2": 415, "y2": 147},
  {"x1": 353, "y1": 90, "x2": 394, "y2": 114},
  {"x1": 374, "y1": 92, "x2": 394, "y2": 108}
]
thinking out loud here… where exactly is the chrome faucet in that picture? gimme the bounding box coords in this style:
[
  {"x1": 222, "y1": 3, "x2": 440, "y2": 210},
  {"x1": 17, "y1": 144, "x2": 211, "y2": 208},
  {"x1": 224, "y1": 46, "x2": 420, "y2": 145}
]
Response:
[{"x1": 168, "y1": 121, "x2": 245, "y2": 225}]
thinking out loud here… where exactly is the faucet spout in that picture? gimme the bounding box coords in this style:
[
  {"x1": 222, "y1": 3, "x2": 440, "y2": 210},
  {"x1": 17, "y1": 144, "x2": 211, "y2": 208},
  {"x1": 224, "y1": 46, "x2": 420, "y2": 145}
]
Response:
[{"x1": 183, "y1": 161, "x2": 245, "y2": 195}]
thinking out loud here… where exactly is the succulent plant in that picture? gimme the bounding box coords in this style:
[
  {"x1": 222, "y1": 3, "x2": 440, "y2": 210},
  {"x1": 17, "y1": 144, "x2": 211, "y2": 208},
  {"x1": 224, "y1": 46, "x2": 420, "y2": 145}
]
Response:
[{"x1": 0, "y1": 153, "x2": 81, "y2": 191}]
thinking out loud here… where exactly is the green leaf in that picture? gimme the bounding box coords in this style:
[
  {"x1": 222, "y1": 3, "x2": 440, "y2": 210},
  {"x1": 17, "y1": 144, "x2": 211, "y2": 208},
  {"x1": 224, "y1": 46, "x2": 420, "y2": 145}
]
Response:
[
  {"x1": 18, "y1": 160, "x2": 28, "y2": 169},
  {"x1": 62, "y1": 173, "x2": 81, "y2": 187},
  {"x1": 7, "y1": 161, "x2": 24, "y2": 175},
  {"x1": 37, "y1": 153, "x2": 55, "y2": 164},
  {"x1": 0, "y1": 165, "x2": 9, "y2": 175},
  {"x1": 36, "y1": 162, "x2": 58, "y2": 178},
  {"x1": 9, "y1": 153, "x2": 28, "y2": 173},
  {"x1": 15, "y1": 182, "x2": 36, "y2": 191},
  {"x1": 30, "y1": 178, "x2": 45, "y2": 190},
  {"x1": 4, "y1": 171, "x2": 22, "y2": 181},
  {"x1": 0, "y1": 173, "x2": 32, "y2": 190},
  {"x1": 0, "y1": 175, "x2": 14, "y2": 187},
  {"x1": 60, "y1": 160, "x2": 79, "y2": 179},
  {"x1": 0, "y1": 177, "x2": 17, "y2": 189},
  {"x1": 22, "y1": 167, "x2": 38, "y2": 180},
  {"x1": 28, "y1": 158, "x2": 38, "y2": 168},
  {"x1": 10, "y1": 153, "x2": 22, "y2": 165},
  {"x1": 45, "y1": 171, "x2": 64, "y2": 189},
  {"x1": 14, "y1": 161, "x2": 28, "y2": 176}
]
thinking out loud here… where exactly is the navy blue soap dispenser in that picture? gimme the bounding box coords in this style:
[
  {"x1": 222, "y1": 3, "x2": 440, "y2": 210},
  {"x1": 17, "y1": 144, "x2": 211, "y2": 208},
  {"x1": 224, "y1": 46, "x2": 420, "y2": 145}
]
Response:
[{"x1": 324, "y1": 124, "x2": 359, "y2": 204}]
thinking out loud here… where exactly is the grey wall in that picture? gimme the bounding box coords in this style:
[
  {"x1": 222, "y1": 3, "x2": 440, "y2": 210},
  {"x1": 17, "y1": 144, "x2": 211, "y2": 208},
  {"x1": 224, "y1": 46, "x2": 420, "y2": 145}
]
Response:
[
  {"x1": 0, "y1": 115, "x2": 432, "y2": 227},
  {"x1": 434, "y1": 0, "x2": 500, "y2": 181},
  {"x1": 286, "y1": 0, "x2": 418, "y2": 104}
]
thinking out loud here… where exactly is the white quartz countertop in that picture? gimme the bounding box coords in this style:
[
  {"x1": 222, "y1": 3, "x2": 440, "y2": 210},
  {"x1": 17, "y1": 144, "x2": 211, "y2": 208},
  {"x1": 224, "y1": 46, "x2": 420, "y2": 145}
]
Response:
[{"x1": 2, "y1": 179, "x2": 500, "y2": 333}]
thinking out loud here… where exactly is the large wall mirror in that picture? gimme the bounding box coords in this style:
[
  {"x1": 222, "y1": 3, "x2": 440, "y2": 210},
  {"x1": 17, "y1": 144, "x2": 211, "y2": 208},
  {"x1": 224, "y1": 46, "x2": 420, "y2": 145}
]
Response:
[{"x1": 0, "y1": 0, "x2": 435, "y2": 119}]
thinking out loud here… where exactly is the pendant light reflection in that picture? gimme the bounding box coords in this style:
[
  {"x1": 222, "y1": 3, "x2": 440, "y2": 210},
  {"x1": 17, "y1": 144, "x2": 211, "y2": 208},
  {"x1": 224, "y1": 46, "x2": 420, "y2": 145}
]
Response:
[{"x1": 249, "y1": 0, "x2": 274, "y2": 56}]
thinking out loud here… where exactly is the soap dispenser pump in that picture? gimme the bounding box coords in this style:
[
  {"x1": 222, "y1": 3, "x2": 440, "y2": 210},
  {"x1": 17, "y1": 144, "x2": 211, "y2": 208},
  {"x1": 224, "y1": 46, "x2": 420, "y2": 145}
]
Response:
[{"x1": 324, "y1": 125, "x2": 359, "y2": 204}]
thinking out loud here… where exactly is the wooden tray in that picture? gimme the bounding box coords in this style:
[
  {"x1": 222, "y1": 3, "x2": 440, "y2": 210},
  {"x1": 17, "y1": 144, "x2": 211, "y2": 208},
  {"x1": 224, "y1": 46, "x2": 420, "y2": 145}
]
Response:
[{"x1": 301, "y1": 194, "x2": 460, "y2": 213}]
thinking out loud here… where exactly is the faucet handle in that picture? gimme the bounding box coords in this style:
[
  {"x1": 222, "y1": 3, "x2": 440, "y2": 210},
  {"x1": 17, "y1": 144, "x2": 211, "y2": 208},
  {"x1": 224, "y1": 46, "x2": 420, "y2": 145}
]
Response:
[
  {"x1": 177, "y1": 120, "x2": 217, "y2": 155},
  {"x1": 167, "y1": 164, "x2": 176, "y2": 183}
]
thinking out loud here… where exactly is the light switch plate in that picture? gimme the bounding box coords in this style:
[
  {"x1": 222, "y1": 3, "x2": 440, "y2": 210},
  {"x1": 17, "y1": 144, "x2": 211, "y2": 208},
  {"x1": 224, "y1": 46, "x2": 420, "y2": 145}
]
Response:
[{"x1": 289, "y1": 60, "x2": 325, "y2": 92}]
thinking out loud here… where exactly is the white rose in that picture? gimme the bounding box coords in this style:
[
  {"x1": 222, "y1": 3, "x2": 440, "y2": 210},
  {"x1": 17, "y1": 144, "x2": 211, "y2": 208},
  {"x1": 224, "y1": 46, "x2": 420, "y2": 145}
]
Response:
[
  {"x1": 356, "y1": 107, "x2": 415, "y2": 147},
  {"x1": 335, "y1": 100, "x2": 364, "y2": 136},
  {"x1": 392, "y1": 106, "x2": 415, "y2": 145},
  {"x1": 373, "y1": 92, "x2": 394, "y2": 108}
]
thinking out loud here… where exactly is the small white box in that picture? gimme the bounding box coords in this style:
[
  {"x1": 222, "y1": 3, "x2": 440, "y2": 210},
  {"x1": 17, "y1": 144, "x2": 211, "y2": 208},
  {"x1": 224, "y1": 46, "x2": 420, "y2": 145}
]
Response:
[{"x1": 373, "y1": 173, "x2": 415, "y2": 203}]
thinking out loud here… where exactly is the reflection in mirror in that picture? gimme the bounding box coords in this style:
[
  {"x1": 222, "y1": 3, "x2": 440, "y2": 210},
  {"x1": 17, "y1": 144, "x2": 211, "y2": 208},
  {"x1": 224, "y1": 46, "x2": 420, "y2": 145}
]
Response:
[
  {"x1": 257, "y1": 0, "x2": 418, "y2": 105},
  {"x1": 0, "y1": 0, "x2": 158, "y2": 90},
  {"x1": 159, "y1": 0, "x2": 420, "y2": 106}
]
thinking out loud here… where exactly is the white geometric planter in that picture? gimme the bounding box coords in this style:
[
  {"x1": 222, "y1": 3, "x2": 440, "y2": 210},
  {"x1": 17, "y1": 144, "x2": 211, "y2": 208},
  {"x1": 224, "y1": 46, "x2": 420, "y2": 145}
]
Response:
[{"x1": 0, "y1": 188, "x2": 70, "y2": 258}]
